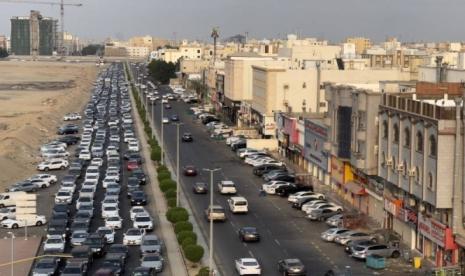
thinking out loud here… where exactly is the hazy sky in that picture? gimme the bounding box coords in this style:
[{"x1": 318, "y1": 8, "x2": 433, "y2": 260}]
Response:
[{"x1": 0, "y1": 0, "x2": 464, "y2": 43}]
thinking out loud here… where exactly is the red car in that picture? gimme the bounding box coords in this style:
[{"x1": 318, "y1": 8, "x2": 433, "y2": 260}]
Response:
[
  {"x1": 183, "y1": 165, "x2": 197, "y2": 176},
  {"x1": 127, "y1": 159, "x2": 140, "y2": 171}
]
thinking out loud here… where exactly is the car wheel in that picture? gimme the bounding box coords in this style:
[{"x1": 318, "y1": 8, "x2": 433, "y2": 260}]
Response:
[
  {"x1": 371, "y1": 238, "x2": 377, "y2": 243},
  {"x1": 0, "y1": 204, "x2": 4, "y2": 208},
  {"x1": 12, "y1": 223, "x2": 18, "y2": 229},
  {"x1": 36, "y1": 221, "x2": 43, "y2": 226},
  {"x1": 319, "y1": 196, "x2": 324, "y2": 200},
  {"x1": 337, "y1": 209, "x2": 342, "y2": 213},
  {"x1": 391, "y1": 251, "x2": 400, "y2": 258},
  {"x1": 41, "y1": 184, "x2": 47, "y2": 188},
  {"x1": 44, "y1": 167, "x2": 49, "y2": 171}
]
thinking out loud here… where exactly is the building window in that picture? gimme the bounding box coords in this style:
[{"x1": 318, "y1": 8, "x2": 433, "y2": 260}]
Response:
[
  {"x1": 403, "y1": 160, "x2": 407, "y2": 177},
  {"x1": 427, "y1": 173, "x2": 434, "y2": 190},
  {"x1": 404, "y1": 127, "x2": 410, "y2": 148},
  {"x1": 383, "y1": 121, "x2": 388, "y2": 139},
  {"x1": 381, "y1": 152, "x2": 386, "y2": 168},
  {"x1": 416, "y1": 131, "x2": 423, "y2": 152},
  {"x1": 429, "y1": 135, "x2": 437, "y2": 157},
  {"x1": 197, "y1": 49, "x2": 200, "y2": 53},
  {"x1": 302, "y1": 82, "x2": 306, "y2": 88},
  {"x1": 415, "y1": 166, "x2": 421, "y2": 184},
  {"x1": 393, "y1": 123, "x2": 399, "y2": 144},
  {"x1": 391, "y1": 157, "x2": 396, "y2": 173}
]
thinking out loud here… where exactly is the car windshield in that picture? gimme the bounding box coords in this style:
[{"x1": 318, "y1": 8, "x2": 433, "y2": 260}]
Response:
[
  {"x1": 243, "y1": 261, "x2": 258, "y2": 266},
  {"x1": 145, "y1": 239, "x2": 159, "y2": 245},
  {"x1": 235, "y1": 201, "x2": 247, "y2": 206},
  {"x1": 127, "y1": 230, "x2": 141, "y2": 235},
  {"x1": 47, "y1": 239, "x2": 62, "y2": 244},
  {"x1": 99, "y1": 229, "x2": 112, "y2": 234},
  {"x1": 63, "y1": 267, "x2": 81, "y2": 273},
  {"x1": 287, "y1": 259, "x2": 303, "y2": 266},
  {"x1": 144, "y1": 255, "x2": 161, "y2": 261},
  {"x1": 36, "y1": 262, "x2": 55, "y2": 269},
  {"x1": 73, "y1": 233, "x2": 87, "y2": 238},
  {"x1": 108, "y1": 217, "x2": 120, "y2": 221}
]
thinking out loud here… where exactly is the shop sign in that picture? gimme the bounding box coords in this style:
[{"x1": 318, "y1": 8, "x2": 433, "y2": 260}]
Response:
[
  {"x1": 304, "y1": 119, "x2": 329, "y2": 171},
  {"x1": 263, "y1": 116, "x2": 276, "y2": 136},
  {"x1": 418, "y1": 213, "x2": 446, "y2": 248},
  {"x1": 384, "y1": 199, "x2": 418, "y2": 228}
]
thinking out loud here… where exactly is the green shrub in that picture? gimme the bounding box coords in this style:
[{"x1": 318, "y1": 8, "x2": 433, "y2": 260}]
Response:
[
  {"x1": 177, "y1": 230, "x2": 197, "y2": 244},
  {"x1": 174, "y1": 221, "x2": 193, "y2": 234},
  {"x1": 151, "y1": 147, "x2": 161, "y2": 161},
  {"x1": 167, "y1": 198, "x2": 177, "y2": 208},
  {"x1": 157, "y1": 171, "x2": 171, "y2": 181},
  {"x1": 181, "y1": 237, "x2": 196, "y2": 251},
  {"x1": 157, "y1": 165, "x2": 168, "y2": 173},
  {"x1": 165, "y1": 189, "x2": 177, "y2": 199},
  {"x1": 149, "y1": 138, "x2": 159, "y2": 148},
  {"x1": 159, "y1": 182, "x2": 176, "y2": 193},
  {"x1": 184, "y1": 245, "x2": 204, "y2": 263},
  {"x1": 166, "y1": 207, "x2": 188, "y2": 223},
  {"x1": 196, "y1": 267, "x2": 210, "y2": 276}
]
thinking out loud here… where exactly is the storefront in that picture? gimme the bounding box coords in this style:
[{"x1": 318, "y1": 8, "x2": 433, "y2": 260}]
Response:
[
  {"x1": 384, "y1": 196, "x2": 417, "y2": 249},
  {"x1": 304, "y1": 119, "x2": 329, "y2": 184},
  {"x1": 330, "y1": 156, "x2": 353, "y2": 194},
  {"x1": 417, "y1": 214, "x2": 457, "y2": 267}
]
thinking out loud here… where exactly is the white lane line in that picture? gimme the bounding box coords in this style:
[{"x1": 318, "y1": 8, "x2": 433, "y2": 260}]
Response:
[
  {"x1": 229, "y1": 220, "x2": 237, "y2": 229},
  {"x1": 252, "y1": 213, "x2": 259, "y2": 219},
  {"x1": 274, "y1": 239, "x2": 281, "y2": 246},
  {"x1": 248, "y1": 250, "x2": 255, "y2": 258}
]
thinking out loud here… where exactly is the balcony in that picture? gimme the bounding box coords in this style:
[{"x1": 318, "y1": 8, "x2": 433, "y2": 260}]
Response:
[{"x1": 356, "y1": 129, "x2": 366, "y2": 140}]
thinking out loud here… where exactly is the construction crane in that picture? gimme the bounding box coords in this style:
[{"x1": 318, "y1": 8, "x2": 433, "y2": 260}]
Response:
[{"x1": 0, "y1": 0, "x2": 82, "y2": 57}]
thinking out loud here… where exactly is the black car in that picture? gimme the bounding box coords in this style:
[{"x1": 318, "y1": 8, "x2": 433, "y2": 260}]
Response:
[
  {"x1": 52, "y1": 204, "x2": 71, "y2": 216},
  {"x1": 83, "y1": 233, "x2": 105, "y2": 257},
  {"x1": 170, "y1": 114, "x2": 179, "y2": 121},
  {"x1": 71, "y1": 245, "x2": 93, "y2": 267},
  {"x1": 57, "y1": 124, "x2": 79, "y2": 135},
  {"x1": 277, "y1": 258, "x2": 307, "y2": 276},
  {"x1": 131, "y1": 190, "x2": 148, "y2": 206},
  {"x1": 238, "y1": 227, "x2": 260, "y2": 242},
  {"x1": 193, "y1": 182, "x2": 208, "y2": 194},
  {"x1": 47, "y1": 218, "x2": 68, "y2": 237},
  {"x1": 124, "y1": 152, "x2": 142, "y2": 163},
  {"x1": 70, "y1": 220, "x2": 90, "y2": 234},
  {"x1": 292, "y1": 197, "x2": 324, "y2": 209},
  {"x1": 131, "y1": 170, "x2": 146, "y2": 185},
  {"x1": 132, "y1": 267, "x2": 155, "y2": 276},
  {"x1": 275, "y1": 184, "x2": 312, "y2": 197},
  {"x1": 101, "y1": 255, "x2": 125, "y2": 275},
  {"x1": 202, "y1": 116, "x2": 219, "y2": 125},
  {"x1": 253, "y1": 164, "x2": 286, "y2": 176},
  {"x1": 107, "y1": 244, "x2": 129, "y2": 261},
  {"x1": 231, "y1": 140, "x2": 246, "y2": 151},
  {"x1": 127, "y1": 182, "x2": 141, "y2": 198},
  {"x1": 31, "y1": 257, "x2": 59, "y2": 276},
  {"x1": 181, "y1": 133, "x2": 193, "y2": 142},
  {"x1": 265, "y1": 172, "x2": 295, "y2": 183},
  {"x1": 57, "y1": 135, "x2": 80, "y2": 145}
]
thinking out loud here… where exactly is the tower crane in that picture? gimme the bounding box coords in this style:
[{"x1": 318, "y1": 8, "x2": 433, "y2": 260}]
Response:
[{"x1": 0, "y1": 0, "x2": 83, "y2": 57}]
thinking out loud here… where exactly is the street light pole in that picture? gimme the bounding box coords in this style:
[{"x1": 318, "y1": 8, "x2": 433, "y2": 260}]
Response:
[
  {"x1": 7, "y1": 231, "x2": 14, "y2": 276},
  {"x1": 203, "y1": 168, "x2": 221, "y2": 276},
  {"x1": 175, "y1": 122, "x2": 184, "y2": 207},
  {"x1": 160, "y1": 100, "x2": 164, "y2": 165},
  {"x1": 151, "y1": 99, "x2": 155, "y2": 139}
]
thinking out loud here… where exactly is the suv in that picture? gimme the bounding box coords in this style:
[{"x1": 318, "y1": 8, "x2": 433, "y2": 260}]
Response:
[
  {"x1": 71, "y1": 245, "x2": 93, "y2": 267},
  {"x1": 205, "y1": 205, "x2": 226, "y2": 222},
  {"x1": 217, "y1": 180, "x2": 237, "y2": 194},
  {"x1": 83, "y1": 233, "x2": 105, "y2": 257}
]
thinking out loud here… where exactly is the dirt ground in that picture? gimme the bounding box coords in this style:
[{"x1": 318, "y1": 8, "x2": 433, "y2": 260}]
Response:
[{"x1": 0, "y1": 61, "x2": 100, "y2": 191}]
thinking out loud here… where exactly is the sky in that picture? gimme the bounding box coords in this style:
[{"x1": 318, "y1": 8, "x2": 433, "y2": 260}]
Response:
[{"x1": 0, "y1": 0, "x2": 464, "y2": 43}]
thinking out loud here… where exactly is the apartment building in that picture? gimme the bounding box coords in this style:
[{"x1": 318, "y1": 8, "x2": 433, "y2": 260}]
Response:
[
  {"x1": 125, "y1": 46, "x2": 149, "y2": 58},
  {"x1": 346, "y1": 37, "x2": 372, "y2": 55}
]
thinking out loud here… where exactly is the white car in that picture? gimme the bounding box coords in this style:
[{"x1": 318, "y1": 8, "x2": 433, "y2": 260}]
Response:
[
  {"x1": 29, "y1": 174, "x2": 57, "y2": 185},
  {"x1": 1, "y1": 215, "x2": 46, "y2": 228},
  {"x1": 235, "y1": 258, "x2": 261, "y2": 275},
  {"x1": 238, "y1": 149, "x2": 263, "y2": 158},
  {"x1": 254, "y1": 160, "x2": 284, "y2": 167},
  {"x1": 250, "y1": 157, "x2": 278, "y2": 167},
  {"x1": 106, "y1": 146, "x2": 119, "y2": 156},
  {"x1": 102, "y1": 198, "x2": 119, "y2": 209},
  {"x1": 105, "y1": 216, "x2": 123, "y2": 229},
  {"x1": 105, "y1": 172, "x2": 120, "y2": 183},
  {"x1": 262, "y1": 181, "x2": 291, "y2": 194},
  {"x1": 123, "y1": 117, "x2": 133, "y2": 124},
  {"x1": 63, "y1": 113, "x2": 81, "y2": 121},
  {"x1": 76, "y1": 197, "x2": 93, "y2": 209},
  {"x1": 43, "y1": 235, "x2": 65, "y2": 253},
  {"x1": 84, "y1": 174, "x2": 99, "y2": 185},
  {"x1": 301, "y1": 200, "x2": 328, "y2": 213},
  {"x1": 110, "y1": 135, "x2": 120, "y2": 143},
  {"x1": 288, "y1": 191, "x2": 325, "y2": 203},
  {"x1": 102, "y1": 206, "x2": 119, "y2": 219},
  {"x1": 217, "y1": 180, "x2": 237, "y2": 194},
  {"x1": 128, "y1": 141, "x2": 140, "y2": 152},
  {"x1": 40, "y1": 144, "x2": 66, "y2": 153},
  {"x1": 244, "y1": 155, "x2": 270, "y2": 165},
  {"x1": 130, "y1": 206, "x2": 148, "y2": 220},
  {"x1": 29, "y1": 179, "x2": 51, "y2": 189},
  {"x1": 97, "y1": 226, "x2": 115, "y2": 244},
  {"x1": 55, "y1": 190, "x2": 73, "y2": 204},
  {"x1": 162, "y1": 117, "x2": 169, "y2": 124},
  {"x1": 0, "y1": 207, "x2": 16, "y2": 220},
  {"x1": 304, "y1": 203, "x2": 343, "y2": 214},
  {"x1": 79, "y1": 187, "x2": 96, "y2": 199},
  {"x1": 60, "y1": 182, "x2": 76, "y2": 193},
  {"x1": 79, "y1": 150, "x2": 92, "y2": 160},
  {"x1": 123, "y1": 228, "x2": 145, "y2": 245},
  {"x1": 90, "y1": 158, "x2": 104, "y2": 167},
  {"x1": 133, "y1": 214, "x2": 154, "y2": 231},
  {"x1": 102, "y1": 178, "x2": 117, "y2": 189},
  {"x1": 37, "y1": 159, "x2": 69, "y2": 171}
]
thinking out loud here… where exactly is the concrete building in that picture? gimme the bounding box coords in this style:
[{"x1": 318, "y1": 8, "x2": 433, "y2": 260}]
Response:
[
  {"x1": 125, "y1": 46, "x2": 149, "y2": 58},
  {"x1": 0, "y1": 35, "x2": 8, "y2": 50},
  {"x1": 346, "y1": 37, "x2": 372, "y2": 55},
  {"x1": 10, "y1": 11, "x2": 57, "y2": 56}
]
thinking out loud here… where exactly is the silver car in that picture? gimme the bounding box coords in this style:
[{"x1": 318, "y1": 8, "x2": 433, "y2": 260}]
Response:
[
  {"x1": 334, "y1": 231, "x2": 375, "y2": 245},
  {"x1": 350, "y1": 243, "x2": 401, "y2": 260},
  {"x1": 70, "y1": 230, "x2": 89, "y2": 247},
  {"x1": 31, "y1": 257, "x2": 59, "y2": 276},
  {"x1": 326, "y1": 214, "x2": 343, "y2": 227},
  {"x1": 141, "y1": 253, "x2": 164, "y2": 272},
  {"x1": 321, "y1": 228, "x2": 349, "y2": 242},
  {"x1": 140, "y1": 235, "x2": 163, "y2": 255}
]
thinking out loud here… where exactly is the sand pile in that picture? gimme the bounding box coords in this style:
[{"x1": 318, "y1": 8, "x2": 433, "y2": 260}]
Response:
[{"x1": 0, "y1": 61, "x2": 100, "y2": 190}]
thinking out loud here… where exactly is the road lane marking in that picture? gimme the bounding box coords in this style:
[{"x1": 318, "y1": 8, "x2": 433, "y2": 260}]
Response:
[
  {"x1": 274, "y1": 239, "x2": 281, "y2": 246},
  {"x1": 248, "y1": 250, "x2": 255, "y2": 258}
]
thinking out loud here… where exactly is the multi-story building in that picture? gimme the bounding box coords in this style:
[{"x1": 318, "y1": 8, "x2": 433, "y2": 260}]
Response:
[
  {"x1": 346, "y1": 37, "x2": 372, "y2": 55},
  {"x1": 10, "y1": 11, "x2": 57, "y2": 56},
  {"x1": 125, "y1": 46, "x2": 149, "y2": 58}
]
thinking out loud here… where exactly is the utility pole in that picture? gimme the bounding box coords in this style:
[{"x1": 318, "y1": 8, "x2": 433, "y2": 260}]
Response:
[
  {"x1": 175, "y1": 122, "x2": 184, "y2": 207},
  {"x1": 203, "y1": 168, "x2": 221, "y2": 276},
  {"x1": 211, "y1": 27, "x2": 219, "y2": 64}
]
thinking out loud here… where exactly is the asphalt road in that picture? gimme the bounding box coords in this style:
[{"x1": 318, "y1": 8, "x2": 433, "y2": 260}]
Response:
[
  {"x1": 0, "y1": 64, "x2": 170, "y2": 276},
  {"x1": 132, "y1": 75, "x2": 375, "y2": 276}
]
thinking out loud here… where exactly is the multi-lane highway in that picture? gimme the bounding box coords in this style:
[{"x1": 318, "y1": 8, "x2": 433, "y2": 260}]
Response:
[{"x1": 130, "y1": 64, "x2": 373, "y2": 276}]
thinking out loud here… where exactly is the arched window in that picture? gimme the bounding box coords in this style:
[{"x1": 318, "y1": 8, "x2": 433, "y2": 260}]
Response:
[
  {"x1": 429, "y1": 135, "x2": 437, "y2": 157},
  {"x1": 428, "y1": 173, "x2": 434, "y2": 190},
  {"x1": 382, "y1": 121, "x2": 388, "y2": 138},
  {"x1": 415, "y1": 166, "x2": 421, "y2": 184},
  {"x1": 404, "y1": 128, "x2": 410, "y2": 148},
  {"x1": 393, "y1": 124, "x2": 399, "y2": 144},
  {"x1": 416, "y1": 131, "x2": 423, "y2": 152}
]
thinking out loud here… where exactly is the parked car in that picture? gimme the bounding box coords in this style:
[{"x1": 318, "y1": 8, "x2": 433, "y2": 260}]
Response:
[
  {"x1": 334, "y1": 231, "x2": 375, "y2": 245},
  {"x1": 307, "y1": 208, "x2": 341, "y2": 221},
  {"x1": 350, "y1": 243, "x2": 401, "y2": 259},
  {"x1": 277, "y1": 258, "x2": 307, "y2": 276},
  {"x1": 321, "y1": 228, "x2": 350, "y2": 242},
  {"x1": 37, "y1": 159, "x2": 69, "y2": 171}
]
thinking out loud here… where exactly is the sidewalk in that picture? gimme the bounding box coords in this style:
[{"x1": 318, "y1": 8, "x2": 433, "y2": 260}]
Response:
[
  {"x1": 0, "y1": 236, "x2": 42, "y2": 276},
  {"x1": 128, "y1": 70, "x2": 189, "y2": 276}
]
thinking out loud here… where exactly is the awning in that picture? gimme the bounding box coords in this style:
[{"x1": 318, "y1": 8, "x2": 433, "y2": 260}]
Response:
[{"x1": 345, "y1": 181, "x2": 367, "y2": 196}]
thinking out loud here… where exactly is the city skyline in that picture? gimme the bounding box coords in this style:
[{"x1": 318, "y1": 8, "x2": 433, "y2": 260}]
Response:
[{"x1": 0, "y1": 0, "x2": 464, "y2": 43}]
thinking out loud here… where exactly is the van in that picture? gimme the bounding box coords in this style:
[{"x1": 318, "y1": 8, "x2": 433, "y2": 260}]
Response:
[
  {"x1": 217, "y1": 180, "x2": 237, "y2": 194},
  {"x1": 0, "y1": 192, "x2": 28, "y2": 208},
  {"x1": 227, "y1": 196, "x2": 248, "y2": 214}
]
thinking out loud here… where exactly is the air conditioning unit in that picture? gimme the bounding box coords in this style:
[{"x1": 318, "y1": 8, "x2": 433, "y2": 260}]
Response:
[
  {"x1": 397, "y1": 163, "x2": 404, "y2": 172},
  {"x1": 374, "y1": 145, "x2": 379, "y2": 153},
  {"x1": 386, "y1": 157, "x2": 393, "y2": 166},
  {"x1": 408, "y1": 169, "x2": 416, "y2": 177}
]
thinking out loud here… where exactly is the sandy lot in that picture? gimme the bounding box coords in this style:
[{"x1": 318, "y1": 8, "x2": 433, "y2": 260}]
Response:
[{"x1": 0, "y1": 61, "x2": 100, "y2": 190}]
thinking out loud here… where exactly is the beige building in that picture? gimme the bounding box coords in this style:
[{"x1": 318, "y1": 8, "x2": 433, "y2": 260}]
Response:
[
  {"x1": 129, "y1": 35, "x2": 153, "y2": 50},
  {"x1": 180, "y1": 59, "x2": 209, "y2": 74},
  {"x1": 126, "y1": 46, "x2": 149, "y2": 58},
  {"x1": 346, "y1": 37, "x2": 372, "y2": 55}
]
